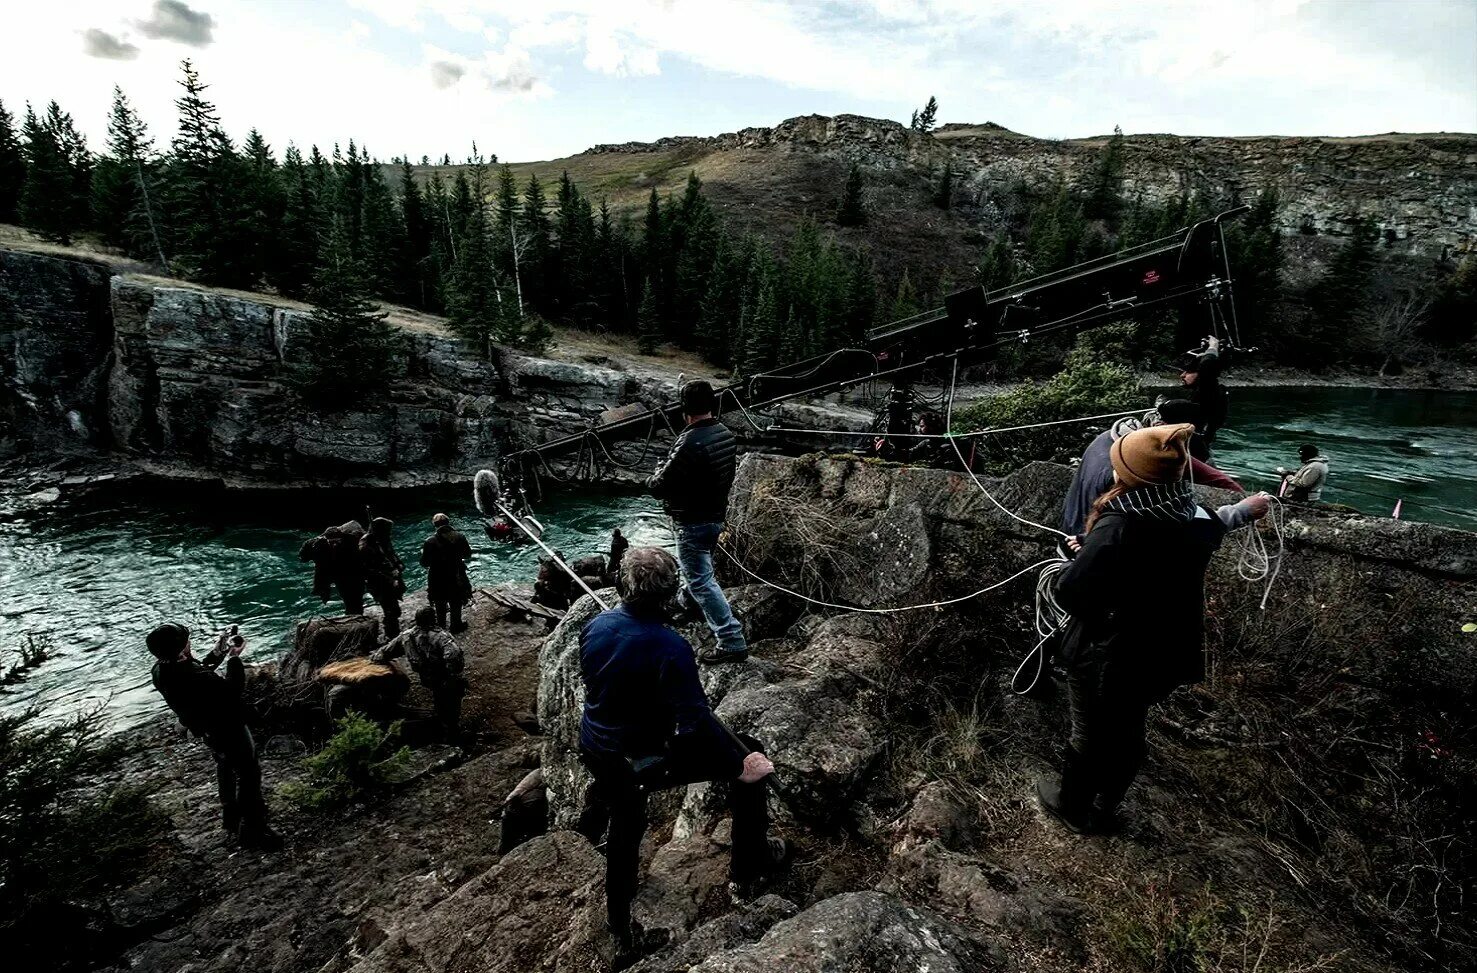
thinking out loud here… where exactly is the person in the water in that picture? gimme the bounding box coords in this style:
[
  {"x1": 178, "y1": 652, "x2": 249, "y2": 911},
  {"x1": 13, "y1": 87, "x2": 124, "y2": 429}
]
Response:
[{"x1": 148, "y1": 622, "x2": 283, "y2": 850}]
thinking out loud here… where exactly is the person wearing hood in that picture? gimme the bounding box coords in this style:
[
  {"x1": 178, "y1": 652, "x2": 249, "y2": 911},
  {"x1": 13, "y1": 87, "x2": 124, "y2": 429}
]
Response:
[
  {"x1": 1279, "y1": 444, "x2": 1329, "y2": 502},
  {"x1": 1039, "y1": 423, "x2": 1270, "y2": 834},
  {"x1": 360, "y1": 517, "x2": 406, "y2": 639},
  {"x1": 421, "y1": 513, "x2": 473, "y2": 633},
  {"x1": 298, "y1": 522, "x2": 367, "y2": 616}
]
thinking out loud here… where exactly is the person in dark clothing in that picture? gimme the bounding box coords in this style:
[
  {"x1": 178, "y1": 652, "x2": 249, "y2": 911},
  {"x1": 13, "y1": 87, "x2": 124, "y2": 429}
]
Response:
[
  {"x1": 371, "y1": 606, "x2": 466, "y2": 742},
  {"x1": 148, "y1": 622, "x2": 282, "y2": 850},
  {"x1": 1177, "y1": 336, "x2": 1230, "y2": 462},
  {"x1": 421, "y1": 513, "x2": 473, "y2": 632},
  {"x1": 1061, "y1": 416, "x2": 1143, "y2": 537},
  {"x1": 578, "y1": 547, "x2": 789, "y2": 966},
  {"x1": 648, "y1": 380, "x2": 746, "y2": 664},
  {"x1": 1040, "y1": 424, "x2": 1269, "y2": 834},
  {"x1": 299, "y1": 522, "x2": 367, "y2": 615},
  {"x1": 360, "y1": 517, "x2": 406, "y2": 639}
]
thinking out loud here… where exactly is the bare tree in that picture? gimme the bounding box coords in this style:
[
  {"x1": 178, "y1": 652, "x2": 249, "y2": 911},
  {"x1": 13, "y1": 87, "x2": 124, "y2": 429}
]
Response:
[{"x1": 1369, "y1": 291, "x2": 1430, "y2": 376}]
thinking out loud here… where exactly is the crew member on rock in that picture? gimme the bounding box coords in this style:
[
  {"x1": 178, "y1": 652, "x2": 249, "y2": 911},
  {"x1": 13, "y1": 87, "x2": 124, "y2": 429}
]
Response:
[
  {"x1": 371, "y1": 605, "x2": 466, "y2": 742},
  {"x1": 360, "y1": 516, "x2": 406, "y2": 639},
  {"x1": 1278, "y1": 443, "x2": 1330, "y2": 502},
  {"x1": 147, "y1": 622, "x2": 283, "y2": 850},
  {"x1": 1178, "y1": 336, "x2": 1230, "y2": 462},
  {"x1": 421, "y1": 513, "x2": 473, "y2": 633},
  {"x1": 299, "y1": 522, "x2": 367, "y2": 616},
  {"x1": 648, "y1": 379, "x2": 747, "y2": 664},
  {"x1": 577, "y1": 547, "x2": 790, "y2": 966},
  {"x1": 1040, "y1": 424, "x2": 1270, "y2": 834}
]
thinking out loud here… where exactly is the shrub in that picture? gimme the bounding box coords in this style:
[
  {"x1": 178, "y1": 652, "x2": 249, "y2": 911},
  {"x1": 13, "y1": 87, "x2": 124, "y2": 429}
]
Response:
[
  {"x1": 0, "y1": 706, "x2": 165, "y2": 969},
  {"x1": 951, "y1": 350, "x2": 1142, "y2": 474},
  {"x1": 280, "y1": 710, "x2": 410, "y2": 810}
]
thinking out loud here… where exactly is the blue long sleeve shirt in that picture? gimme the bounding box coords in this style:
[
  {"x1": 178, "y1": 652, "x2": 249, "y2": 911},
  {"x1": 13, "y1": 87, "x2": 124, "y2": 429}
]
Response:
[{"x1": 578, "y1": 605, "x2": 744, "y2": 774}]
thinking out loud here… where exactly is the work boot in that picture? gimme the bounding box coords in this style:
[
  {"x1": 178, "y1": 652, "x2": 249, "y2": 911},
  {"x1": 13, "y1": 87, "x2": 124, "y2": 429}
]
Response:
[
  {"x1": 221, "y1": 810, "x2": 241, "y2": 836},
  {"x1": 238, "y1": 825, "x2": 285, "y2": 851},
  {"x1": 1035, "y1": 777, "x2": 1094, "y2": 835},
  {"x1": 1087, "y1": 800, "x2": 1126, "y2": 835},
  {"x1": 697, "y1": 646, "x2": 748, "y2": 665},
  {"x1": 729, "y1": 837, "x2": 793, "y2": 902},
  {"x1": 608, "y1": 916, "x2": 641, "y2": 971}
]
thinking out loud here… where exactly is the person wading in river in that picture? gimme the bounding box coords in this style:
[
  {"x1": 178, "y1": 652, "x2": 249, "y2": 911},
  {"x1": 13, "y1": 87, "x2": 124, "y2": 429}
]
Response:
[
  {"x1": 1279, "y1": 444, "x2": 1330, "y2": 502},
  {"x1": 421, "y1": 513, "x2": 472, "y2": 633},
  {"x1": 1039, "y1": 423, "x2": 1269, "y2": 834},
  {"x1": 648, "y1": 380, "x2": 747, "y2": 664},
  {"x1": 360, "y1": 517, "x2": 406, "y2": 639},
  {"x1": 148, "y1": 623, "x2": 283, "y2": 850},
  {"x1": 577, "y1": 547, "x2": 790, "y2": 967}
]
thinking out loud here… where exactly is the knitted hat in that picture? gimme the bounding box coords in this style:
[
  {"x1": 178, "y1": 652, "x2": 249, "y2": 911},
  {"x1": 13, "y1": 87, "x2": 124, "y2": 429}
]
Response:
[
  {"x1": 146, "y1": 622, "x2": 190, "y2": 660},
  {"x1": 1111, "y1": 423, "x2": 1194, "y2": 487}
]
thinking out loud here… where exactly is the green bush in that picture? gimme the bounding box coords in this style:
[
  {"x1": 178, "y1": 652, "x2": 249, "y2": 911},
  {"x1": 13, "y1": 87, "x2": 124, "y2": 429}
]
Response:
[
  {"x1": 0, "y1": 707, "x2": 165, "y2": 969},
  {"x1": 280, "y1": 710, "x2": 410, "y2": 810},
  {"x1": 951, "y1": 350, "x2": 1142, "y2": 474}
]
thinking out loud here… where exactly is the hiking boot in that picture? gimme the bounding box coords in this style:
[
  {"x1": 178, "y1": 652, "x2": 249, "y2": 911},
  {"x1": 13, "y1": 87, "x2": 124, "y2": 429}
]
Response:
[
  {"x1": 608, "y1": 918, "x2": 641, "y2": 971},
  {"x1": 1035, "y1": 778, "x2": 1093, "y2": 835},
  {"x1": 1088, "y1": 801, "x2": 1126, "y2": 835},
  {"x1": 697, "y1": 647, "x2": 748, "y2": 666},
  {"x1": 222, "y1": 810, "x2": 241, "y2": 836},
  {"x1": 729, "y1": 837, "x2": 793, "y2": 901},
  {"x1": 238, "y1": 825, "x2": 285, "y2": 851}
]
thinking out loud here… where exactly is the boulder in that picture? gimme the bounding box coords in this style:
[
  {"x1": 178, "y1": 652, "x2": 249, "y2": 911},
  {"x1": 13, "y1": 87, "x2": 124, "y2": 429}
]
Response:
[
  {"x1": 626, "y1": 895, "x2": 800, "y2": 973},
  {"x1": 537, "y1": 590, "x2": 612, "y2": 829},
  {"x1": 685, "y1": 891, "x2": 1004, "y2": 972}
]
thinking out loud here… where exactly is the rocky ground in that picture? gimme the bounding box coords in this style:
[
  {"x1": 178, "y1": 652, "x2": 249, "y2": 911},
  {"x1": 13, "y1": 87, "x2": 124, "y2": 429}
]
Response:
[{"x1": 64, "y1": 454, "x2": 1476, "y2": 973}]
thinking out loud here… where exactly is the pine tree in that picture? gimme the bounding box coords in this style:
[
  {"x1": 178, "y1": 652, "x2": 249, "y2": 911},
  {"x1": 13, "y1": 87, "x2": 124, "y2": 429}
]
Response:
[
  {"x1": 977, "y1": 236, "x2": 1017, "y2": 291},
  {"x1": 444, "y1": 145, "x2": 505, "y2": 355},
  {"x1": 19, "y1": 101, "x2": 90, "y2": 243},
  {"x1": 293, "y1": 219, "x2": 402, "y2": 410},
  {"x1": 933, "y1": 161, "x2": 954, "y2": 210},
  {"x1": 92, "y1": 87, "x2": 165, "y2": 262},
  {"x1": 640, "y1": 187, "x2": 670, "y2": 335},
  {"x1": 673, "y1": 171, "x2": 717, "y2": 344},
  {"x1": 1222, "y1": 188, "x2": 1283, "y2": 346},
  {"x1": 743, "y1": 265, "x2": 781, "y2": 374},
  {"x1": 397, "y1": 160, "x2": 433, "y2": 308},
  {"x1": 0, "y1": 98, "x2": 24, "y2": 223},
  {"x1": 359, "y1": 156, "x2": 401, "y2": 298},
  {"x1": 521, "y1": 172, "x2": 552, "y2": 313},
  {"x1": 842, "y1": 250, "x2": 877, "y2": 346},
  {"x1": 637, "y1": 279, "x2": 663, "y2": 354},
  {"x1": 163, "y1": 61, "x2": 255, "y2": 286},
  {"x1": 890, "y1": 269, "x2": 921, "y2": 321},
  {"x1": 1026, "y1": 178, "x2": 1085, "y2": 274},
  {"x1": 273, "y1": 144, "x2": 323, "y2": 297},
  {"x1": 836, "y1": 162, "x2": 865, "y2": 227},
  {"x1": 240, "y1": 129, "x2": 286, "y2": 287},
  {"x1": 1084, "y1": 125, "x2": 1126, "y2": 224},
  {"x1": 696, "y1": 231, "x2": 742, "y2": 365},
  {"x1": 912, "y1": 96, "x2": 938, "y2": 133}
]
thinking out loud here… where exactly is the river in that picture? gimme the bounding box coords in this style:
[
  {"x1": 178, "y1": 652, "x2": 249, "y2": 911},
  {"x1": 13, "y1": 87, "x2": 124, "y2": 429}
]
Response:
[{"x1": 2, "y1": 386, "x2": 1471, "y2": 729}]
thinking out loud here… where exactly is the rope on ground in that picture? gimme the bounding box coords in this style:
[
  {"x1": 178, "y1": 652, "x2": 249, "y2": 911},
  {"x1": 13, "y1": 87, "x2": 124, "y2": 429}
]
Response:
[{"x1": 718, "y1": 543, "x2": 1060, "y2": 615}]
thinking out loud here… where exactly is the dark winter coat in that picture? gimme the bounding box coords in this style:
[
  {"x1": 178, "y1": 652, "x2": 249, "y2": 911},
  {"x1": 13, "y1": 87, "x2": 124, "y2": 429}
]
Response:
[
  {"x1": 360, "y1": 529, "x2": 405, "y2": 596},
  {"x1": 1054, "y1": 490, "x2": 1230, "y2": 704},
  {"x1": 299, "y1": 521, "x2": 366, "y2": 600},
  {"x1": 152, "y1": 647, "x2": 247, "y2": 741},
  {"x1": 421, "y1": 525, "x2": 473, "y2": 604},
  {"x1": 648, "y1": 417, "x2": 739, "y2": 525}
]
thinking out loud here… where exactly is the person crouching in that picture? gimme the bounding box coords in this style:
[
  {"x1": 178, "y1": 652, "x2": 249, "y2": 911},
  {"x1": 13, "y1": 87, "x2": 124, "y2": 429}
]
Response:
[
  {"x1": 577, "y1": 547, "x2": 790, "y2": 967},
  {"x1": 1039, "y1": 423, "x2": 1268, "y2": 834},
  {"x1": 371, "y1": 606, "x2": 466, "y2": 743}
]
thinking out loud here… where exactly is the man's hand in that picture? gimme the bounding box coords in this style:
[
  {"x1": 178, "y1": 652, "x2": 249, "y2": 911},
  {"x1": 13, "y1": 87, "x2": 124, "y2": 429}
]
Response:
[
  {"x1": 1066, "y1": 535, "x2": 1083, "y2": 554},
  {"x1": 738, "y1": 751, "x2": 774, "y2": 784},
  {"x1": 1245, "y1": 493, "x2": 1271, "y2": 521}
]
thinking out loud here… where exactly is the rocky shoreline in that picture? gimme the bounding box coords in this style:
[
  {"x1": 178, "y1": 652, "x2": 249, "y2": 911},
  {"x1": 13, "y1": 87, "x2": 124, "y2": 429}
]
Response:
[{"x1": 54, "y1": 455, "x2": 1477, "y2": 973}]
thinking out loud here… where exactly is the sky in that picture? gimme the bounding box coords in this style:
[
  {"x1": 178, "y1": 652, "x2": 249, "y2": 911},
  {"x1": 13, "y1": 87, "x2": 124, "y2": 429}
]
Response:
[{"x1": 1, "y1": 0, "x2": 1473, "y2": 164}]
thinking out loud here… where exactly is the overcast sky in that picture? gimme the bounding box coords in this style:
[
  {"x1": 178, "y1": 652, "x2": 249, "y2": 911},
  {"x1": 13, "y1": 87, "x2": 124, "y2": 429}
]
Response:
[{"x1": 2, "y1": 0, "x2": 1473, "y2": 163}]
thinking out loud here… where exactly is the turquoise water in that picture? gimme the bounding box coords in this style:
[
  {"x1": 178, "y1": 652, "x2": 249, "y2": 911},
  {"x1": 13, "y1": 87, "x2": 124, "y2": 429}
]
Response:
[
  {"x1": 1206, "y1": 387, "x2": 1477, "y2": 530},
  {"x1": 0, "y1": 489, "x2": 668, "y2": 727}
]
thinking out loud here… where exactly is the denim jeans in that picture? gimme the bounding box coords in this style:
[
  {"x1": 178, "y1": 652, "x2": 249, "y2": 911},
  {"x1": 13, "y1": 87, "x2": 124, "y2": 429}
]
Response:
[{"x1": 675, "y1": 521, "x2": 747, "y2": 654}]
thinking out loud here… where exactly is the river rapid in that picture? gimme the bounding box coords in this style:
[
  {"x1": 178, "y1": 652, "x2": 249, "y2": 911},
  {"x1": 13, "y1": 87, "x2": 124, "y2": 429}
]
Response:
[{"x1": 2, "y1": 386, "x2": 1471, "y2": 730}]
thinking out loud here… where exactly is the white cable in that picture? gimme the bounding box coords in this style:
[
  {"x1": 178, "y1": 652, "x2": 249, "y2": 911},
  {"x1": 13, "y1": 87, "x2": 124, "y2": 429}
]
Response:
[
  {"x1": 718, "y1": 544, "x2": 1060, "y2": 615},
  {"x1": 1235, "y1": 494, "x2": 1285, "y2": 610},
  {"x1": 762, "y1": 408, "x2": 1145, "y2": 440}
]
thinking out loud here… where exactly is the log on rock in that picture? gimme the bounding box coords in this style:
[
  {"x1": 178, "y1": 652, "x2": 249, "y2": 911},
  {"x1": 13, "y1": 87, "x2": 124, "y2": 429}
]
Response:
[{"x1": 279, "y1": 615, "x2": 381, "y2": 685}]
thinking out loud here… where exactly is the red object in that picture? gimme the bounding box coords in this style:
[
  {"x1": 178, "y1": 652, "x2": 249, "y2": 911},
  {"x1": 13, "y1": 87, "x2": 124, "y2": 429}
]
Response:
[
  {"x1": 1190, "y1": 457, "x2": 1243, "y2": 492},
  {"x1": 1142, "y1": 269, "x2": 1161, "y2": 285}
]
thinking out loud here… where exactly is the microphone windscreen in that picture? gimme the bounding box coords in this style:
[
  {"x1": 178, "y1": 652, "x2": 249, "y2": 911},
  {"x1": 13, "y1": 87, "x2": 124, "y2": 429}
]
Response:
[{"x1": 474, "y1": 469, "x2": 501, "y2": 515}]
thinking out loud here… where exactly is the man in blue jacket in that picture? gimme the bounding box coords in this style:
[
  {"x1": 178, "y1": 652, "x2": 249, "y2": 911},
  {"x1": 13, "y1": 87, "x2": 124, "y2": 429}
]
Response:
[
  {"x1": 578, "y1": 547, "x2": 789, "y2": 966},
  {"x1": 648, "y1": 380, "x2": 747, "y2": 664}
]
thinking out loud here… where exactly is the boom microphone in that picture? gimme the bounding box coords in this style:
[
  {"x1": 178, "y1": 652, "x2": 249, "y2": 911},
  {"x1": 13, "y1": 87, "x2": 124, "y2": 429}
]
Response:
[{"x1": 474, "y1": 469, "x2": 501, "y2": 516}]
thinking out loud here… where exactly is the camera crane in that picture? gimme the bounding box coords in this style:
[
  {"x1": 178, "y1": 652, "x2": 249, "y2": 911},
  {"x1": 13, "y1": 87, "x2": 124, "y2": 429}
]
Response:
[{"x1": 498, "y1": 206, "x2": 1251, "y2": 493}]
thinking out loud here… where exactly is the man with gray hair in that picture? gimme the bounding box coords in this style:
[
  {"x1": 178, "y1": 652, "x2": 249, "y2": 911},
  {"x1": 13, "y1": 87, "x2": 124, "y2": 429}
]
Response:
[{"x1": 578, "y1": 547, "x2": 789, "y2": 966}]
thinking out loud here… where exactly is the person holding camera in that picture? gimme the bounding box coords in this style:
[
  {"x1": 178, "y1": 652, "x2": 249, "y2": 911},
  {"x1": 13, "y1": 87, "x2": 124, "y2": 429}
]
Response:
[
  {"x1": 147, "y1": 623, "x2": 282, "y2": 850},
  {"x1": 577, "y1": 547, "x2": 790, "y2": 966}
]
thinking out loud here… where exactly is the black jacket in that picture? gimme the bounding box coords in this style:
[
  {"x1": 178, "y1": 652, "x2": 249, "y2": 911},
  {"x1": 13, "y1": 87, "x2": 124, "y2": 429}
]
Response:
[
  {"x1": 421, "y1": 526, "x2": 473, "y2": 603},
  {"x1": 1054, "y1": 508, "x2": 1228, "y2": 703},
  {"x1": 152, "y1": 648, "x2": 246, "y2": 740},
  {"x1": 648, "y1": 417, "x2": 738, "y2": 524}
]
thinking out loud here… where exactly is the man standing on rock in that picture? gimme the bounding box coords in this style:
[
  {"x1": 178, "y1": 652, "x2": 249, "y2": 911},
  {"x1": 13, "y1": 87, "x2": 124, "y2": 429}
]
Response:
[
  {"x1": 360, "y1": 517, "x2": 406, "y2": 639},
  {"x1": 578, "y1": 547, "x2": 790, "y2": 966},
  {"x1": 648, "y1": 379, "x2": 747, "y2": 664},
  {"x1": 1279, "y1": 443, "x2": 1330, "y2": 502},
  {"x1": 421, "y1": 513, "x2": 472, "y2": 633},
  {"x1": 371, "y1": 606, "x2": 466, "y2": 743},
  {"x1": 147, "y1": 622, "x2": 283, "y2": 850},
  {"x1": 299, "y1": 522, "x2": 367, "y2": 616}
]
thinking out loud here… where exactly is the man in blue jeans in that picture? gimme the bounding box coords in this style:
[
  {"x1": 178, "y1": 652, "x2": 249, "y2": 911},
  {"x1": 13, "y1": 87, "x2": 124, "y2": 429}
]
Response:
[{"x1": 648, "y1": 380, "x2": 747, "y2": 664}]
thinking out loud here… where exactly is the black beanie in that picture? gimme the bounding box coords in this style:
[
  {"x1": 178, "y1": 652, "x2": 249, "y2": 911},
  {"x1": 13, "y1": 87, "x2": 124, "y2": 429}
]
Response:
[
  {"x1": 1156, "y1": 398, "x2": 1202, "y2": 427},
  {"x1": 146, "y1": 623, "x2": 190, "y2": 660}
]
